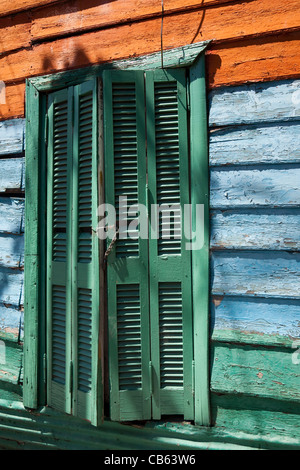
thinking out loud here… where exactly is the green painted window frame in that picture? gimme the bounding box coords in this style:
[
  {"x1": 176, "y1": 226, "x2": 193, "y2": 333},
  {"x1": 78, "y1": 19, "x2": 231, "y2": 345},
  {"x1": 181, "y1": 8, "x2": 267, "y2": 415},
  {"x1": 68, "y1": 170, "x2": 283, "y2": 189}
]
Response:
[{"x1": 24, "y1": 41, "x2": 210, "y2": 426}]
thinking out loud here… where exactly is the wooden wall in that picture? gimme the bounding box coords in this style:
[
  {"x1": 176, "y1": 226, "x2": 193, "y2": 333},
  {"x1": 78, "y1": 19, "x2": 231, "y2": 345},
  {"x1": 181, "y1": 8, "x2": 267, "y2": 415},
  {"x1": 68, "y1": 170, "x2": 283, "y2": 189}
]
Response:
[
  {"x1": 0, "y1": 0, "x2": 299, "y2": 449},
  {"x1": 0, "y1": 0, "x2": 300, "y2": 120},
  {"x1": 208, "y1": 79, "x2": 300, "y2": 429}
]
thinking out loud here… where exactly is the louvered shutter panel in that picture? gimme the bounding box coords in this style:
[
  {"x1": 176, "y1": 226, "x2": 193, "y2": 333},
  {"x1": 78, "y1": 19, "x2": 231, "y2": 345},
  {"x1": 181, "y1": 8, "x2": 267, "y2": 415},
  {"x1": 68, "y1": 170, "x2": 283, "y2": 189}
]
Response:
[
  {"x1": 103, "y1": 70, "x2": 151, "y2": 421},
  {"x1": 146, "y1": 69, "x2": 194, "y2": 420},
  {"x1": 46, "y1": 87, "x2": 73, "y2": 414},
  {"x1": 72, "y1": 80, "x2": 101, "y2": 425}
]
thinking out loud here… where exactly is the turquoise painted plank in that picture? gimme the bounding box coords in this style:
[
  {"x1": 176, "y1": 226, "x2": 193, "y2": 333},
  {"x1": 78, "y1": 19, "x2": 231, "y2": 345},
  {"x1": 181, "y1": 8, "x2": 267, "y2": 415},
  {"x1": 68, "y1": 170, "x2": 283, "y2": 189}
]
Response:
[
  {"x1": 209, "y1": 79, "x2": 300, "y2": 127},
  {"x1": 209, "y1": 122, "x2": 300, "y2": 166},
  {"x1": 211, "y1": 342, "x2": 300, "y2": 403},
  {"x1": 0, "y1": 120, "x2": 25, "y2": 156},
  {"x1": 211, "y1": 296, "x2": 300, "y2": 339},
  {"x1": 211, "y1": 251, "x2": 300, "y2": 299},
  {"x1": 0, "y1": 198, "x2": 24, "y2": 235},
  {"x1": 0, "y1": 267, "x2": 23, "y2": 307},
  {"x1": 0, "y1": 235, "x2": 24, "y2": 268},
  {"x1": 210, "y1": 167, "x2": 300, "y2": 208},
  {"x1": 0, "y1": 158, "x2": 25, "y2": 193},
  {"x1": 211, "y1": 209, "x2": 300, "y2": 251}
]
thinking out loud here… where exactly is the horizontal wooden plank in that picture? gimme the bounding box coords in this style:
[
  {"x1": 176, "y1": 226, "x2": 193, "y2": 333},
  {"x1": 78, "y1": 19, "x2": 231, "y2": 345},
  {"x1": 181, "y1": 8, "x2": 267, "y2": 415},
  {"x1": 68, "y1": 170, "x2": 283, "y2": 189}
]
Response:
[
  {"x1": 0, "y1": 235, "x2": 24, "y2": 269},
  {"x1": 209, "y1": 79, "x2": 300, "y2": 127},
  {"x1": 210, "y1": 166, "x2": 300, "y2": 208},
  {"x1": 0, "y1": 120, "x2": 24, "y2": 156},
  {"x1": 211, "y1": 209, "x2": 300, "y2": 251},
  {"x1": 211, "y1": 342, "x2": 300, "y2": 402},
  {"x1": 0, "y1": 158, "x2": 25, "y2": 193},
  {"x1": 211, "y1": 394, "x2": 300, "y2": 449},
  {"x1": 0, "y1": 267, "x2": 23, "y2": 307},
  {"x1": 211, "y1": 295, "x2": 300, "y2": 339},
  {"x1": 0, "y1": 0, "x2": 62, "y2": 17},
  {"x1": 209, "y1": 121, "x2": 300, "y2": 166},
  {"x1": 207, "y1": 31, "x2": 300, "y2": 90},
  {"x1": 211, "y1": 251, "x2": 300, "y2": 299},
  {"x1": 30, "y1": 0, "x2": 237, "y2": 42},
  {"x1": 0, "y1": 12, "x2": 31, "y2": 55},
  {"x1": 31, "y1": 0, "x2": 300, "y2": 44},
  {"x1": 0, "y1": 198, "x2": 24, "y2": 235},
  {"x1": 0, "y1": 83, "x2": 26, "y2": 121}
]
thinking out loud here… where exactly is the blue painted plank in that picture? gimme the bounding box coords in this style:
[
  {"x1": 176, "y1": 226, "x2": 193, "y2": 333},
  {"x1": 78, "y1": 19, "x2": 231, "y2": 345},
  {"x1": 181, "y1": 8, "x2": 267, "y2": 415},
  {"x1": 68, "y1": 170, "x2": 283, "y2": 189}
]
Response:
[
  {"x1": 209, "y1": 122, "x2": 300, "y2": 166},
  {"x1": 211, "y1": 209, "x2": 300, "y2": 251},
  {"x1": 0, "y1": 120, "x2": 25, "y2": 156},
  {"x1": 0, "y1": 158, "x2": 25, "y2": 192},
  {"x1": 211, "y1": 251, "x2": 300, "y2": 299},
  {"x1": 0, "y1": 304, "x2": 22, "y2": 341},
  {"x1": 0, "y1": 235, "x2": 24, "y2": 268},
  {"x1": 0, "y1": 198, "x2": 24, "y2": 235},
  {"x1": 209, "y1": 79, "x2": 300, "y2": 127},
  {"x1": 210, "y1": 167, "x2": 300, "y2": 208},
  {"x1": 211, "y1": 295, "x2": 300, "y2": 339},
  {"x1": 0, "y1": 267, "x2": 23, "y2": 307}
]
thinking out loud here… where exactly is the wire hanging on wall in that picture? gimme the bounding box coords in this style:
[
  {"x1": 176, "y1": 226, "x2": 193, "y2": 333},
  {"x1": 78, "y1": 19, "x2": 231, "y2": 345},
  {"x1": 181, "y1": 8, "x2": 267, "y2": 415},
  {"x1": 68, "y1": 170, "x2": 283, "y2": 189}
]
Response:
[{"x1": 161, "y1": 0, "x2": 164, "y2": 68}]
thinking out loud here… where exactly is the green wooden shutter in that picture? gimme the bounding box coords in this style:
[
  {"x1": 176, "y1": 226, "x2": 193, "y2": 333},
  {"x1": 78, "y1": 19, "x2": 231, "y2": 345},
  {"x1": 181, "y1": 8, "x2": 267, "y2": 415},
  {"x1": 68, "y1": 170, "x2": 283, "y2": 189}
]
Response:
[
  {"x1": 103, "y1": 70, "x2": 151, "y2": 421},
  {"x1": 72, "y1": 80, "x2": 101, "y2": 425},
  {"x1": 47, "y1": 81, "x2": 102, "y2": 425},
  {"x1": 46, "y1": 87, "x2": 73, "y2": 414},
  {"x1": 146, "y1": 69, "x2": 194, "y2": 420}
]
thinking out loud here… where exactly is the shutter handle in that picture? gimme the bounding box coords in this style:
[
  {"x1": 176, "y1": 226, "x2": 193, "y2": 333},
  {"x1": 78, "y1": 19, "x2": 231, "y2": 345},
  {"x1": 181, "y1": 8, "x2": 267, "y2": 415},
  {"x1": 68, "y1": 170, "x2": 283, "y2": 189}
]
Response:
[{"x1": 103, "y1": 229, "x2": 119, "y2": 269}]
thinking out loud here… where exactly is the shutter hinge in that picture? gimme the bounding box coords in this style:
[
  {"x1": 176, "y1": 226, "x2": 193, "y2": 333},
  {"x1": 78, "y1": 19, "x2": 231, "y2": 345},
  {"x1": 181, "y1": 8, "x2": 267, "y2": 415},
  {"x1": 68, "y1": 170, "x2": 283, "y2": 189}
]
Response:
[
  {"x1": 149, "y1": 361, "x2": 153, "y2": 397},
  {"x1": 186, "y1": 75, "x2": 191, "y2": 111},
  {"x1": 69, "y1": 361, "x2": 73, "y2": 394},
  {"x1": 43, "y1": 353, "x2": 47, "y2": 384},
  {"x1": 44, "y1": 113, "x2": 49, "y2": 146},
  {"x1": 192, "y1": 360, "x2": 195, "y2": 395}
]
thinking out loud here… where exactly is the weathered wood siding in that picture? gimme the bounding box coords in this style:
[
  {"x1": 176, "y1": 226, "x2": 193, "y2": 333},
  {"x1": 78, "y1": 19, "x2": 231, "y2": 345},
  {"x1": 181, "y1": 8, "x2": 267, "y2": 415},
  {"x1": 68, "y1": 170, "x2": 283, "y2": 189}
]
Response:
[
  {"x1": 0, "y1": 0, "x2": 299, "y2": 449},
  {"x1": 0, "y1": 0, "x2": 299, "y2": 120},
  {"x1": 0, "y1": 118, "x2": 24, "y2": 405},
  {"x1": 209, "y1": 79, "x2": 300, "y2": 425},
  {"x1": 0, "y1": 79, "x2": 299, "y2": 446}
]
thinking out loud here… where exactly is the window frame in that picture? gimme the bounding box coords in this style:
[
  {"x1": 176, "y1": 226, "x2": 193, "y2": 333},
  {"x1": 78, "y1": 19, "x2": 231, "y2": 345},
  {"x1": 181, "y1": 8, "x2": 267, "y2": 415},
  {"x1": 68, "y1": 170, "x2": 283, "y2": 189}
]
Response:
[{"x1": 24, "y1": 41, "x2": 210, "y2": 426}]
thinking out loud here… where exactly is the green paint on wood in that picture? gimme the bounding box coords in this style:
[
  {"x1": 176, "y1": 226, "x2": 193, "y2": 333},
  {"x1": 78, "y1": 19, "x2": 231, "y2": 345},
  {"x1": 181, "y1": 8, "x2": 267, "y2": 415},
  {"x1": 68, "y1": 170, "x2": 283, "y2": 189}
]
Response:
[{"x1": 189, "y1": 54, "x2": 210, "y2": 426}]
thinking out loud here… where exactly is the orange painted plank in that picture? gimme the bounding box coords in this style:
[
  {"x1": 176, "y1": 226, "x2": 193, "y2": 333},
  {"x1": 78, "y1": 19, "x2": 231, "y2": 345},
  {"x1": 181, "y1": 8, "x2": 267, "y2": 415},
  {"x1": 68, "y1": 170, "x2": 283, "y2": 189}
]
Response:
[
  {"x1": 1, "y1": 33, "x2": 299, "y2": 121},
  {"x1": 1, "y1": 37, "x2": 299, "y2": 121},
  {"x1": 31, "y1": 0, "x2": 235, "y2": 41},
  {"x1": 0, "y1": 13, "x2": 31, "y2": 54},
  {"x1": 0, "y1": 0, "x2": 62, "y2": 17},
  {"x1": 207, "y1": 32, "x2": 300, "y2": 88},
  {"x1": 31, "y1": 0, "x2": 300, "y2": 43},
  {"x1": 0, "y1": 83, "x2": 25, "y2": 120},
  {"x1": 2, "y1": 3, "x2": 300, "y2": 85}
]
